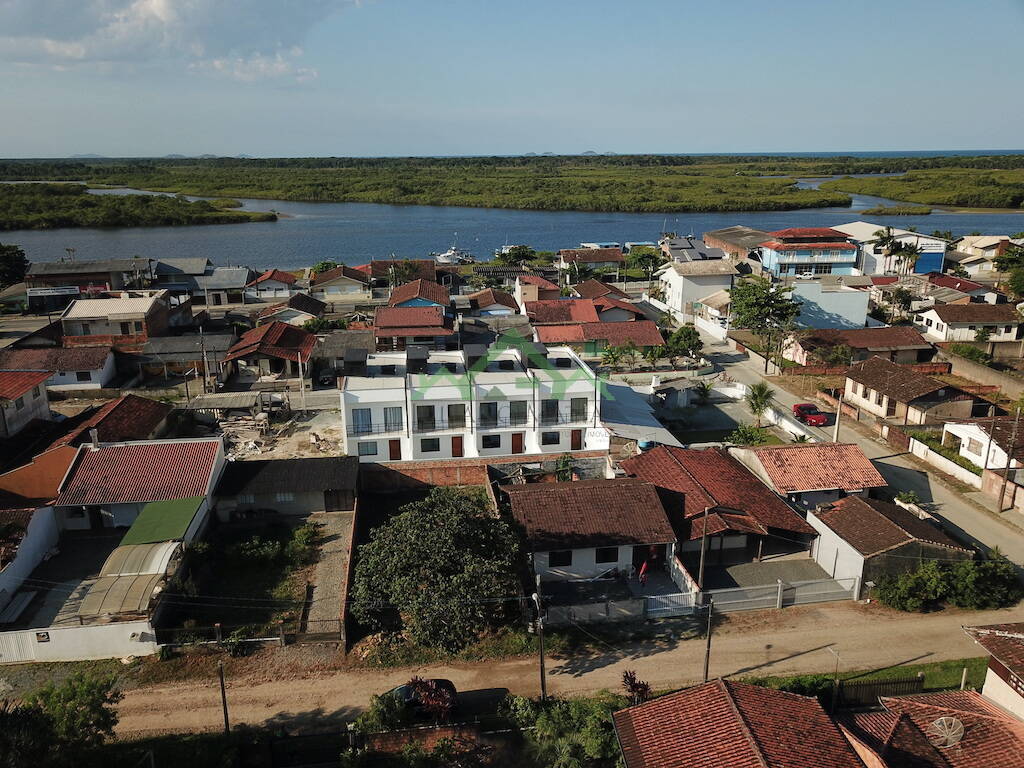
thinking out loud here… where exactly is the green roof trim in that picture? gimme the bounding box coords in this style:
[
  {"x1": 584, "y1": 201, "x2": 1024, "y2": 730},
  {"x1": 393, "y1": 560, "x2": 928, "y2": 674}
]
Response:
[{"x1": 119, "y1": 496, "x2": 205, "y2": 546}]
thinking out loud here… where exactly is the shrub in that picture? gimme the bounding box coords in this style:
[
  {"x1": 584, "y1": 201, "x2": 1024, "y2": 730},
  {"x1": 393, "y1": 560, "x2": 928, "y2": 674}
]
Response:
[
  {"x1": 875, "y1": 560, "x2": 949, "y2": 612},
  {"x1": 908, "y1": 431, "x2": 983, "y2": 476},
  {"x1": 896, "y1": 490, "x2": 922, "y2": 505},
  {"x1": 727, "y1": 423, "x2": 770, "y2": 445},
  {"x1": 352, "y1": 692, "x2": 412, "y2": 734},
  {"x1": 951, "y1": 343, "x2": 992, "y2": 364},
  {"x1": 875, "y1": 554, "x2": 1021, "y2": 612},
  {"x1": 231, "y1": 535, "x2": 282, "y2": 563}
]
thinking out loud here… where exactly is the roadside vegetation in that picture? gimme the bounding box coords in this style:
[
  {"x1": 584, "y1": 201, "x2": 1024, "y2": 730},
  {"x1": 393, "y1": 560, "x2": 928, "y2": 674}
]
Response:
[
  {"x1": 0, "y1": 183, "x2": 276, "y2": 230},
  {"x1": 874, "y1": 551, "x2": 1021, "y2": 612},
  {"x1": 907, "y1": 429, "x2": 983, "y2": 475}
]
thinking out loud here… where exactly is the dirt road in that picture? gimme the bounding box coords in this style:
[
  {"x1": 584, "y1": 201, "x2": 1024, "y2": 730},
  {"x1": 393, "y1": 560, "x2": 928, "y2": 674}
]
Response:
[{"x1": 113, "y1": 601, "x2": 1024, "y2": 736}]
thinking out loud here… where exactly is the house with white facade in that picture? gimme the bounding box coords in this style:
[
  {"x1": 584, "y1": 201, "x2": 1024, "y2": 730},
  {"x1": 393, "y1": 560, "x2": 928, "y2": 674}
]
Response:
[
  {"x1": 832, "y1": 221, "x2": 947, "y2": 275},
  {"x1": 949, "y1": 235, "x2": 1015, "y2": 276},
  {"x1": 309, "y1": 265, "x2": 372, "y2": 302},
  {"x1": 843, "y1": 356, "x2": 975, "y2": 424},
  {"x1": 245, "y1": 269, "x2": 298, "y2": 301},
  {"x1": 503, "y1": 478, "x2": 677, "y2": 582},
  {"x1": 656, "y1": 260, "x2": 737, "y2": 323},
  {"x1": 755, "y1": 228, "x2": 858, "y2": 277},
  {"x1": 789, "y1": 279, "x2": 870, "y2": 329},
  {"x1": 964, "y1": 623, "x2": 1024, "y2": 720},
  {"x1": 941, "y1": 417, "x2": 1024, "y2": 472},
  {"x1": 0, "y1": 347, "x2": 115, "y2": 391},
  {"x1": 339, "y1": 340, "x2": 610, "y2": 462},
  {"x1": 255, "y1": 293, "x2": 327, "y2": 327},
  {"x1": 915, "y1": 302, "x2": 1022, "y2": 343}
]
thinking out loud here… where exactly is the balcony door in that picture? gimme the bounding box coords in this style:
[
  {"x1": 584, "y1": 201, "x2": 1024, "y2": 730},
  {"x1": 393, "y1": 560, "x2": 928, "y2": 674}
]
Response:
[{"x1": 452, "y1": 435, "x2": 464, "y2": 457}]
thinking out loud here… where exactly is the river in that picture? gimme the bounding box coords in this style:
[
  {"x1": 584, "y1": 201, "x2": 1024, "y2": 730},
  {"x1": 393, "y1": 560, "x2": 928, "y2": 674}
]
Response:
[{"x1": 4, "y1": 184, "x2": 1022, "y2": 270}]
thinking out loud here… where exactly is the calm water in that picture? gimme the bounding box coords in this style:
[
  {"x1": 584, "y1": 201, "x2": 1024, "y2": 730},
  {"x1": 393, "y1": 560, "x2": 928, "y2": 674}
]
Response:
[{"x1": 5, "y1": 184, "x2": 1022, "y2": 270}]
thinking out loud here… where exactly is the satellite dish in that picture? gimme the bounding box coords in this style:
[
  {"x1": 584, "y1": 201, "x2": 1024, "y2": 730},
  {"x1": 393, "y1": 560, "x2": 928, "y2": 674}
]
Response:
[{"x1": 927, "y1": 717, "x2": 965, "y2": 748}]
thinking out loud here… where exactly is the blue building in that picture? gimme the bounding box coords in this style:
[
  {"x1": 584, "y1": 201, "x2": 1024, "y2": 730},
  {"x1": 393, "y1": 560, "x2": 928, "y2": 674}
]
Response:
[
  {"x1": 757, "y1": 227, "x2": 859, "y2": 277},
  {"x1": 387, "y1": 278, "x2": 452, "y2": 315}
]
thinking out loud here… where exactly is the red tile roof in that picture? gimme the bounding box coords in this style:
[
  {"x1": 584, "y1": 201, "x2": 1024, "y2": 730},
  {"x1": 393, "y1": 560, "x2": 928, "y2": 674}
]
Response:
[
  {"x1": 621, "y1": 446, "x2": 814, "y2": 536},
  {"x1": 0, "y1": 445, "x2": 78, "y2": 503},
  {"x1": 814, "y1": 496, "x2": 970, "y2": 557},
  {"x1": 387, "y1": 279, "x2": 450, "y2": 307},
  {"x1": 310, "y1": 264, "x2": 370, "y2": 286},
  {"x1": 581, "y1": 321, "x2": 664, "y2": 347},
  {"x1": 964, "y1": 623, "x2": 1024, "y2": 681},
  {"x1": 51, "y1": 395, "x2": 172, "y2": 449},
  {"x1": 558, "y1": 248, "x2": 625, "y2": 263},
  {"x1": 770, "y1": 227, "x2": 850, "y2": 239},
  {"x1": 373, "y1": 306, "x2": 454, "y2": 338},
  {"x1": 0, "y1": 370, "x2": 52, "y2": 401},
  {"x1": 929, "y1": 273, "x2": 986, "y2": 293},
  {"x1": 846, "y1": 356, "x2": 950, "y2": 402},
  {"x1": 224, "y1": 321, "x2": 317, "y2": 363},
  {"x1": 503, "y1": 478, "x2": 675, "y2": 550},
  {"x1": 613, "y1": 679, "x2": 865, "y2": 768},
  {"x1": 369, "y1": 259, "x2": 437, "y2": 282},
  {"x1": 593, "y1": 295, "x2": 644, "y2": 316},
  {"x1": 841, "y1": 712, "x2": 949, "y2": 768},
  {"x1": 881, "y1": 691, "x2": 1024, "y2": 768},
  {"x1": 56, "y1": 438, "x2": 222, "y2": 506},
  {"x1": 466, "y1": 288, "x2": 518, "y2": 311},
  {"x1": 535, "y1": 325, "x2": 586, "y2": 343},
  {"x1": 518, "y1": 275, "x2": 560, "y2": 290},
  {"x1": 872, "y1": 276, "x2": 900, "y2": 285},
  {"x1": 750, "y1": 443, "x2": 887, "y2": 493},
  {"x1": 928, "y1": 303, "x2": 1021, "y2": 324},
  {"x1": 246, "y1": 268, "x2": 297, "y2": 286},
  {"x1": 799, "y1": 326, "x2": 931, "y2": 353},
  {"x1": 574, "y1": 279, "x2": 630, "y2": 299},
  {"x1": 525, "y1": 299, "x2": 601, "y2": 324},
  {"x1": 0, "y1": 346, "x2": 111, "y2": 372}
]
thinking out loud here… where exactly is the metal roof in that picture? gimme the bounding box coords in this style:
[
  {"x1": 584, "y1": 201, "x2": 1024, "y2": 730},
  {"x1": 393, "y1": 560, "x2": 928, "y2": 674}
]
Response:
[
  {"x1": 77, "y1": 573, "x2": 164, "y2": 617},
  {"x1": 181, "y1": 391, "x2": 262, "y2": 410},
  {"x1": 119, "y1": 496, "x2": 205, "y2": 545},
  {"x1": 62, "y1": 294, "x2": 161, "y2": 319},
  {"x1": 195, "y1": 267, "x2": 254, "y2": 290},
  {"x1": 100, "y1": 541, "x2": 180, "y2": 576},
  {"x1": 154, "y1": 258, "x2": 212, "y2": 276},
  {"x1": 28, "y1": 259, "x2": 150, "y2": 276}
]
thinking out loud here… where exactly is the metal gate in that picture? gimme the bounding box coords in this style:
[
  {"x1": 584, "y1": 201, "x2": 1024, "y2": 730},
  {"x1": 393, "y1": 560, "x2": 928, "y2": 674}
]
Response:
[
  {"x1": 0, "y1": 630, "x2": 35, "y2": 664},
  {"x1": 645, "y1": 592, "x2": 696, "y2": 617}
]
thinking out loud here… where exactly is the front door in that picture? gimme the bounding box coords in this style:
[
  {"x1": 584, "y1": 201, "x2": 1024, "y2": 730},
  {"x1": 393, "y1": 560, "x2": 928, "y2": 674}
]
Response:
[
  {"x1": 87, "y1": 507, "x2": 104, "y2": 530},
  {"x1": 451, "y1": 435, "x2": 464, "y2": 458},
  {"x1": 388, "y1": 439, "x2": 401, "y2": 461},
  {"x1": 570, "y1": 429, "x2": 583, "y2": 451},
  {"x1": 511, "y1": 432, "x2": 524, "y2": 454}
]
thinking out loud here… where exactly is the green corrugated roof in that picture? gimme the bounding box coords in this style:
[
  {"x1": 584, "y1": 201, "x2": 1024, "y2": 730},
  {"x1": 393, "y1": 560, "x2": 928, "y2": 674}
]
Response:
[{"x1": 119, "y1": 496, "x2": 205, "y2": 546}]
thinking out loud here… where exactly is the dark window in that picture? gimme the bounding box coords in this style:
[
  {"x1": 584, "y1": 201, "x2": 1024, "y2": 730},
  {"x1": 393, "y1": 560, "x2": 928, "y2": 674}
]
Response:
[
  {"x1": 548, "y1": 550, "x2": 572, "y2": 567},
  {"x1": 571, "y1": 397, "x2": 588, "y2": 422},
  {"x1": 595, "y1": 546, "x2": 619, "y2": 564},
  {"x1": 357, "y1": 441, "x2": 378, "y2": 456},
  {"x1": 1005, "y1": 326, "x2": 1013, "y2": 334},
  {"x1": 479, "y1": 402, "x2": 498, "y2": 428},
  {"x1": 542, "y1": 431, "x2": 560, "y2": 445},
  {"x1": 416, "y1": 405, "x2": 435, "y2": 431},
  {"x1": 447, "y1": 403, "x2": 465, "y2": 427},
  {"x1": 509, "y1": 400, "x2": 527, "y2": 426},
  {"x1": 133, "y1": 321, "x2": 143, "y2": 332},
  {"x1": 120, "y1": 322, "x2": 131, "y2": 335},
  {"x1": 75, "y1": 371, "x2": 91, "y2": 382},
  {"x1": 541, "y1": 399, "x2": 559, "y2": 424},
  {"x1": 481, "y1": 434, "x2": 501, "y2": 449},
  {"x1": 420, "y1": 438, "x2": 440, "y2": 453},
  {"x1": 32, "y1": 385, "x2": 41, "y2": 398},
  {"x1": 14, "y1": 397, "x2": 24, "y2": 411}
]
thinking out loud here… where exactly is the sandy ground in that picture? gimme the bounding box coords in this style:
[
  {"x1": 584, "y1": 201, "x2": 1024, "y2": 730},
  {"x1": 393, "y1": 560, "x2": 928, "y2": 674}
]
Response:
[{"x1": 111, "y1": 600, "x2": 1024, "y2": 736}]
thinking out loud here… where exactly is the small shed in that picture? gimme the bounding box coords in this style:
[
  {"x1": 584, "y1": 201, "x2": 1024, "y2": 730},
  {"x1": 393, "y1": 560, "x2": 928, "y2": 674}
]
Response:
[{"x1": 215, "y1": 456, "x2": 359, "y2": 517}]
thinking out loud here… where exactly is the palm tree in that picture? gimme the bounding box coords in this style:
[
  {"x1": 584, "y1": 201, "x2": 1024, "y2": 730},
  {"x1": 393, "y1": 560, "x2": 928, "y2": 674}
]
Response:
[
  {"x1": 642, "y1": 345, "x2": 663, "y2": 370},
  {"x1": 744, "y1": 381, "x2": 775, "y2": 428},
  {"x1": 897, "y1": 242, "x2": 922, "y2": 275},
  {"x1": 601, "y1": 345, "x2": 623, "y2": 371},
  {"x1": 693, "y1": 378, "x2": 714, "y2": 404},
  {"x1": 873, "y1": 226, "x2": 898, "y2": 272},
  {"x1": 620, "y1": 341, "x2": 641, "y2": 370}
]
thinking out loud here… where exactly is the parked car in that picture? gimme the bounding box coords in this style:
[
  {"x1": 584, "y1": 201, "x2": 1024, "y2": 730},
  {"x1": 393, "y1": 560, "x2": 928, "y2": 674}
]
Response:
[
  {"x1": 792, "y1": 403, "x2": 828, "y2": 426},
  {"x1": 388, "y1": 678, "x2": 458, "y2": 718}
]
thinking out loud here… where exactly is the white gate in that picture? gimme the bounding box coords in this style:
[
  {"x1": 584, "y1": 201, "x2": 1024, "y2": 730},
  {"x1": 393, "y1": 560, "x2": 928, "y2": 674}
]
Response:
[
  {"x1": 0, "y1": 630, "x2": 35, "y2": 663},
  {"x1": 645, "y1": 592, "x2": 696, "y2": 617}
]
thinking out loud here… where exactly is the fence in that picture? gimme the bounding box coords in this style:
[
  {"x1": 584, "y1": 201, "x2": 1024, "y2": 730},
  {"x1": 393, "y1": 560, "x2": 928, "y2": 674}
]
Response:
[
  {"x1": 783, "y1": 577, "x2": 860, "y2": 606},
  {"x1": 908, "y1": 438, "x2": 983, "y2": 489},
  {"x1": 645, "y1": 592, "x2": 696, "y2": 618},
  {"x1": 702, "y1": 583, "x2": 781, "y2": 613},
  {"x1": 545, "y1": 597, "x2": 646, "y2": 627},
  {"x1": 0, "y1": 620, "x2": 157, "y2": 665},
  {"x1": 702, "y1": 577, "x2": 859, "y2": 614},
  {"x1": 837, "y1": 675, "x2": 924, "y2": 707}
]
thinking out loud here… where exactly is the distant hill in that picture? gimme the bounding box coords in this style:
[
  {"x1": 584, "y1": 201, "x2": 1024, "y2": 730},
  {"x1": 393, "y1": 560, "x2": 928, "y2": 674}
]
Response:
[
  {"x1": 69, "y1": 154, "x2": 107, "y2": 159},
  {"x1": 163, "y1": 154, "x2": 187, "y2": 159}
]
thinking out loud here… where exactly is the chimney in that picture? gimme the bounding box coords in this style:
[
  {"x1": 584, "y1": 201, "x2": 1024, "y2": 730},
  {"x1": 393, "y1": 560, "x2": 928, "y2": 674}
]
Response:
[{"x1": 89, "y1": 428, "x2": 99, "y2": 450}]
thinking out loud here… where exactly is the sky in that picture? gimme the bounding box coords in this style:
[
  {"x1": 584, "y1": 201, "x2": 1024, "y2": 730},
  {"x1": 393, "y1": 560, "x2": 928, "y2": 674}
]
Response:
[{"x1": 1, "y1": 0, "x2": 1023, "y2": 158}]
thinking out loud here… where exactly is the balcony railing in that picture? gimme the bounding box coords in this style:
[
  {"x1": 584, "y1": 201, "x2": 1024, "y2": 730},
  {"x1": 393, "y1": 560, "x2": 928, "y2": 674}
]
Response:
[
  {"x1": 539, "y1": 411, "x2": 590, "y2": 427},
  {"x1": 346, "y1": 421, "x2": 405, "y2": 437},
  {"x1": 414, "y1": 417, "x2": 469, "y2": 433},
  {"x1": 477, "y1": 415, "x2": 533, "y2": 430}
]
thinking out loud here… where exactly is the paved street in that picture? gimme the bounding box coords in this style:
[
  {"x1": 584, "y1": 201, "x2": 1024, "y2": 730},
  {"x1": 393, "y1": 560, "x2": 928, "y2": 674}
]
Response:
[{"x1": 698, "y1": 332, "x2": 1024, "y2": 566}]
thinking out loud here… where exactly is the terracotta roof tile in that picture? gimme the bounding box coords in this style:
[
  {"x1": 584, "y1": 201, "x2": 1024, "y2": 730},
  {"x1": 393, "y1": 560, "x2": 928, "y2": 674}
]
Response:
[
  {"x1": 310, "y1": 264, "x2": 370, "y2": 286},
  {"x1": 504, "y1": 478, "x2": 675, "y2": 550},
  {"x1": 964, "y1": 623, "x2": 1024, "y2": 681},
  {"x1": 928, "y1": 274, "x2": 986, "y2": 293},
  {"x1": 846, "y1": 356, "x2": 950, "y2": 402},
  {"x1": 558, "y1": 248, "x2": 625, "y2": 263},
  {"x1": 799, "y1": 326, "x2": 930, "y2": 353},
  {"x1": 751, "y1": 443, "x2": 887, "y2": 494},
  {"x1": 770, "y1": 227, "x2": 850, "y2": 239},
  {"x1": 525, "y1": 299, "x2": 601, "y2": 324},
  {"x1": 580, "y1": 321, "x2": 664, "y2": 347},
  {"x1": 247, "y1": 268, "x2": 297, "y2": 286},
  {"x1": 841, "y1": 712, "x2": 950, "y2": 768},
  {"x1": 51, "y1": 395, "x2": 172, "y2": 449},
  {"x1": 573, "y1": 279, "x2": 630, "y2": 299},
  {"x1": 814, "y1": 496, "x2": 971, "y2": 557},
  {"x1": 0, "y1": 445, "x2": 78, "y2": 503},
  {"x1": 0, "y1": 370, "x2": 52, "y2": 401},
  {"x1": 593, "y1": 295, "x2": 644, "y2": 315},
  {"x1": 881, "y1": 691, "x2": 1024, "y2": 768},
  {"x1": 224, "y1": 321, "x2": 317, "y2": 363},
  {"x1": 613, "y1": 679, "x2": 865, "y2": 768},
  {"x1": 373, "y1": 306, "x2": 454, "y2": 338},
  {"x1": 518, "y1": 275, "x2": 560, "y2": 290},
  {"x1": 388, "y1": 279, "x2": 450, "y2": 307},
  {"x1": 621, "y1": 446, "x2": 814, "y2": 535},
  {"x1": 0, "y1": 346, "x2": 111, "y2": 372},
  {"x1": 56, "y1": 438, "x2": 222, "y2": 506},
  {"x1": 761, "y1": 241, "x2": 857, "y2": 251},
  {"x1": 534, "y1": 325, "x2": 586, "y2": 344},
  {"x1": 928, "y1": 303, "x2": 1021, "y2": 324},
  {"x1": 467, "y1": 288, "x2": 518, "y2": 311}
]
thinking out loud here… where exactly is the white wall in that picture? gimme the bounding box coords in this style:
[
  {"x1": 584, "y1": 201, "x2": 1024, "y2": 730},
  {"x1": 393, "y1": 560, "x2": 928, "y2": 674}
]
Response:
[
  {"x1": 943, "y1": 422, "x2": 1020, "y2": 471},
  {"x1": 807, "y1": 509, "x2": 865, "y2": 581},
  {"x1": 533, "y1": 544, "x2": 638, "y2": 581},
  {"x1": 0, "y1": 620, "x2": 158, "y2": 664},
  {"x1": 917, "y1": 309, "x2": 1019, "y2": 343},
  {"x1": 0, "y1": 508, "x2": 58, "y2": 613},
  {"x1": 0, "y1": 387, "x2": 51, "y2": 438},
  {"x1": 48, "y1": 353, "x2": 116, "y2": 391},
  {"x1": 982, "y1": 666, "x2": 1024, "y2": 720}
]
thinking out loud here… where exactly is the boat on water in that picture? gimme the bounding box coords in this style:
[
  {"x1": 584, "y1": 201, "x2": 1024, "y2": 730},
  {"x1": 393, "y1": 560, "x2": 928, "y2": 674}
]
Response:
[{"x1": 431, "y1": 245, "x2": 476, "y2": 264}]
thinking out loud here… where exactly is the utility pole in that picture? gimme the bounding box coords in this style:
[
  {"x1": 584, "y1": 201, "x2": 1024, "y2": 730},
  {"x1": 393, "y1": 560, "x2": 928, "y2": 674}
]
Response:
[
  {"x1": 297, "y1": 351, "x2": 307, "y2": 414},
  {"x1": 218, "y1": 661, "x2": 230, "y2": 734},
  {"x1": 832, "y1": 392, "x2": 843, "y2": 442},
  {"x1": 697, "y1": 506, "x2": 711, "y2": 589},
  {"x1": 532, "y1": 574, "x2": 547, "y2": 701},
  {"x1": 982, "y1": 405, "x2": 997, "y2": 472},
  {"x1": 199, "y1": 327, "x2": 211, "y2": 394},
  {"x1": 827, "y1": 647, "x2": 842, "y2": 713},
  {"x1": 702, "y1": 599, "x2": 714, "y2": 683},
  {"x1": 998, "y1": 407, "x2": 1021, "y2": 512}
]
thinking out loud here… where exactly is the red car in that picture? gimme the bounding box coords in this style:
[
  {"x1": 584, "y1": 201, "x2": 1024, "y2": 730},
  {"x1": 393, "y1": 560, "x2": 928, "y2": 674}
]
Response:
[{"x1": 792, "y1": 403, "x2": 828, "y2": 426}]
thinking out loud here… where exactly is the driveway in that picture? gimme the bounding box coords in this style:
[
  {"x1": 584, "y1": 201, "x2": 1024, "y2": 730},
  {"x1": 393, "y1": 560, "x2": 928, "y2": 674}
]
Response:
[{"x1": 698, "y1": 331, "x2": 1024, "y2": 566}]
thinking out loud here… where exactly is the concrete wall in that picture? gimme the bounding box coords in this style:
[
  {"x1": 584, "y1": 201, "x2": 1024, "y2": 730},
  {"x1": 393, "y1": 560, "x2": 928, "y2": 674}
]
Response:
[
  {"x1": 546, "y1": 597, "x2": 646, "y2": 627},
  {"x1": 533, "y1": 545, "x2": 638, "y2": 581},
  {"x1": 983, "y1": 663, "x2": 1024, "y2": 720},
  {"x1": 0, "y1": 386, "x2": 51, "y2": 438},
  {"x1": 808, "y1": 509, "x2": 865, "y2": 581},
  {"x1": 909, "y1": 438, "x2": 983, "y2": 488},
  {"x1": 940, "y1": 349, "x2": 1024, "y2": 400},
  {"x1": 791, "y1": 283, "x2": 869, "y2": 329},
  {"x1": 0, "y1": 508, "x2": 58, "y2": 613},
  {"x1": 0, "y1": 619, "x2": 158, "y2": 664}
]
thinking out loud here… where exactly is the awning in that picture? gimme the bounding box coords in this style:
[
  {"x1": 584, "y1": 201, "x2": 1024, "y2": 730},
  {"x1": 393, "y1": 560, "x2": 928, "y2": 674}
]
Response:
[
  {"x1": 100, "y1": 541, "x2": 180, "y2": 576},
  {"x1": 119, "y1": 497, "x2": 205, "y2": 546},
  {"x1": 77, "y1": 573, "x2": 164, "y2": 618}
]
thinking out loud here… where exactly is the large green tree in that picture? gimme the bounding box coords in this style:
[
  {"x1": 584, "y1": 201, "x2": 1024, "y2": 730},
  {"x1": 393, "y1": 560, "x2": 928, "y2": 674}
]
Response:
[
  {"x1": 350, "y1": 487, "x2": 521, "y2": 652},
  {"x1": 0, "y1": 243, "x2": 28, "y2": 288},
  {"x1": 627, "y1": 246, "x2": 664, "y2": 285},
  {"x1": 728, "y1": 277, "x2": 801, "y2": 373},
  {"x1": 27, "y1": 672, "x2": 121, "y2": 750},
  {"x1": 495, "y1": 245, "x2": 536, "y2": 267}
]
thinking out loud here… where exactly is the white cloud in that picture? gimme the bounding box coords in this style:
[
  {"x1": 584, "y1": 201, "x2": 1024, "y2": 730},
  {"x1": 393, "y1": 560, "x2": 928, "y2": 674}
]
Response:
[{"x1": 0, "y1": 0, "x2": 351, "y2": 81}]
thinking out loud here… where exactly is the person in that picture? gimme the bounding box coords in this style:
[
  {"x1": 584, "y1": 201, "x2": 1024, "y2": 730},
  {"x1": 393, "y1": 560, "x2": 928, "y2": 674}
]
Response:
[{"x1": 638, "y1": 559, "x2": 649, "y2": 586}]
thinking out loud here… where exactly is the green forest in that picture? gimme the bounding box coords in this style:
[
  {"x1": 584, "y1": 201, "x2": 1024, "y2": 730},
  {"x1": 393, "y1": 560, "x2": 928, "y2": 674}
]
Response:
[
  {"x1": 0, "y1": 183, "x2": 276, "y2": 230},
  {"x1": 2, "y1": 154, "x2": 1023, "y2": 213},
  {"x1": 822, "y1": 168, "x2": 1024, "y2": 210}
]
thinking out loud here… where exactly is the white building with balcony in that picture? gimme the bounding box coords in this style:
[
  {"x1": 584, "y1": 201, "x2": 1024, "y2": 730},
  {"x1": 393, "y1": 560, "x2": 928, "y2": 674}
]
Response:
[{"x1": 339, "y1": 342, "x2": 611, "y2": 462}]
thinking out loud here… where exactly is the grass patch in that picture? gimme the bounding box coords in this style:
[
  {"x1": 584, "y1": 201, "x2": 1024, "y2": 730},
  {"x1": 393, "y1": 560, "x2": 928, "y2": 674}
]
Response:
[
  {"x1": 747, "y1": 656, "x2": 988, "y2": 692},
  {"x1": 672, "y1": 427, "x2": 784, "y2": 446}
]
